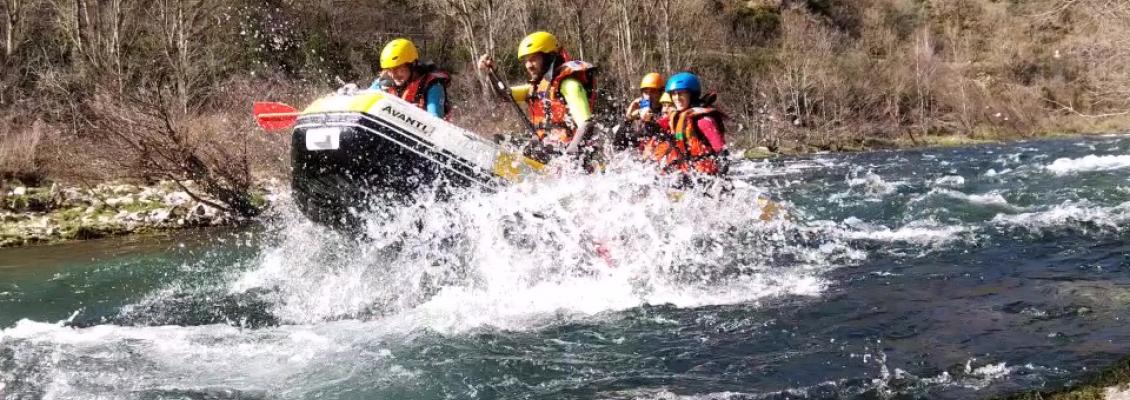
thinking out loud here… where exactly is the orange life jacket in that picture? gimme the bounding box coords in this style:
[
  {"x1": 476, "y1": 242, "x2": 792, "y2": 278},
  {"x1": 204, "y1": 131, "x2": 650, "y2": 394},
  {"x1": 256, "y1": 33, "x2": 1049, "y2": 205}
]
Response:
[
  {"x1": 525, "y1": 60, "x2": 597, "y2": 146},
  {"x1": 387, "y1": 65, "x2": 451, "y2": 118},
  {"x1": 644, "y1": 107, "x2": 726, "y2": 175}
]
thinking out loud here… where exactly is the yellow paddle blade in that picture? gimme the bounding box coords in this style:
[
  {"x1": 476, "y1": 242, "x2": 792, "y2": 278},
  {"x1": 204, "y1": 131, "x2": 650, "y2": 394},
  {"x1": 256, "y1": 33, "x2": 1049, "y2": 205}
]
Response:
[
  {"x1": 757, "y1": 196, "x2": 785, "y2": 221},
  {"x1": 493, "y1": 151, "x2": 546, "y2": 182}
]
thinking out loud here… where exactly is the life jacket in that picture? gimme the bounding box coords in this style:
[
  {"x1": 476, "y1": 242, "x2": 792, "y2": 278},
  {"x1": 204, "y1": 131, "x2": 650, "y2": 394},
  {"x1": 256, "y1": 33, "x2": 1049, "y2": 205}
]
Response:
[
  {"x1": 644, "y1": 107, "x2": 726, "y2": 175},
  {"x1": 525, "y1": 60, "x2": 597, "y2": 146},
  {"x1": 386, "y1": 64, "x2": 451, "y2": 118}
]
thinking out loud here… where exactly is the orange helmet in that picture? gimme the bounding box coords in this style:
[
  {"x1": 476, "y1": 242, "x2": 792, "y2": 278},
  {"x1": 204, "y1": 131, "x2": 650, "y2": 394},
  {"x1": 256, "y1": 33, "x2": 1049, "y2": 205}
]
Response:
[{"x1": 640, "y1": 73, "x2": 663, "y2": 90}]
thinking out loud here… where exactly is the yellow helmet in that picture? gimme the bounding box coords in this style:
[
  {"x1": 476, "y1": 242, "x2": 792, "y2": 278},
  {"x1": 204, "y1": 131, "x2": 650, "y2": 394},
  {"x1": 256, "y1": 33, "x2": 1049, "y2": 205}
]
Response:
[
  {"x1": 380, "y1": 38, "x2": 419, "y2": 69},
  {"x1": 640, "y1": 73, "x2": 663, "y2": 90},
  {"x1": 660, "y1": 92, "x2": 672, "y2": 104},
  {"x1": 517, "y1": 31, "x2": 559, "y2": 60}
]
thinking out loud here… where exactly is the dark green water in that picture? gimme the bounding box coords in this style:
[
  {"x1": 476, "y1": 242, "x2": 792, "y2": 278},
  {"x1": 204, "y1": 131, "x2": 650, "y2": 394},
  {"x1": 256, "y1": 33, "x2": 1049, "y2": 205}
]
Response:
[{"x1": 2, "y1": 135, "x2": 1130, "y2": 399}]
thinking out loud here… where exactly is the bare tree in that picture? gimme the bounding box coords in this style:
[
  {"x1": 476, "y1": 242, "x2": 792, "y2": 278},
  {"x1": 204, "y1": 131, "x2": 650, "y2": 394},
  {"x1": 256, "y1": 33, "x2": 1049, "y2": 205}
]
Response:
[{"x1": 1, "y1": 0, "x2": 25, "y2": 57}]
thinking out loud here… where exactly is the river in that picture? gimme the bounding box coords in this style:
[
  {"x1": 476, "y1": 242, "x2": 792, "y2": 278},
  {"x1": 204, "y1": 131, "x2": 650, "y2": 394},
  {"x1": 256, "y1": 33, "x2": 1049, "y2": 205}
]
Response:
[{"x1": 2, "y1": 135, "x2": 1129, "y2": 399}]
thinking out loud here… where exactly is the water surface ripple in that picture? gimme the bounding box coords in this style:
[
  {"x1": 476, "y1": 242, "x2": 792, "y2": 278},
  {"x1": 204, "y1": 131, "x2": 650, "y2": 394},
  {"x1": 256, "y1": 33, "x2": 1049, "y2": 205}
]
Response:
[{"x1": 2, "y1": 135, "x2": 1130, "y2": 399}]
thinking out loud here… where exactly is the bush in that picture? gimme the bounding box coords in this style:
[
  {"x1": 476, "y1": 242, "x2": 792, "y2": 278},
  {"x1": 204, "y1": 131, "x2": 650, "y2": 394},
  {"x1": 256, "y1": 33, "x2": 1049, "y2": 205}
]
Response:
[{"x1": 0, "y1": 118, "x2": 48, "y2": 186}]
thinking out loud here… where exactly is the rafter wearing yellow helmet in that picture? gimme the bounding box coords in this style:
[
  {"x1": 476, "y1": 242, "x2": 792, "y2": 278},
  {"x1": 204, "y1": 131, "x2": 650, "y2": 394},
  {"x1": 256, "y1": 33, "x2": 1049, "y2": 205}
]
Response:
[
  {"x1": 476, "y1": 31, "x2": 600, "y2": 170},
  {"x1": 371, "y1": 38, "x2": 451, "y2": 119},
  {"x1": 517, "y1": 31, "x2": 559, "y2": 60}
]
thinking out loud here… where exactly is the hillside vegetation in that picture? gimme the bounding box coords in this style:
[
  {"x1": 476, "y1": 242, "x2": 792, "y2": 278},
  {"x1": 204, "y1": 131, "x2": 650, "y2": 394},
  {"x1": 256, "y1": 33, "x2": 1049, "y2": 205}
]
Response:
[{"x1": 1, "y1": 0, "x2": 1128, "y2": 205}]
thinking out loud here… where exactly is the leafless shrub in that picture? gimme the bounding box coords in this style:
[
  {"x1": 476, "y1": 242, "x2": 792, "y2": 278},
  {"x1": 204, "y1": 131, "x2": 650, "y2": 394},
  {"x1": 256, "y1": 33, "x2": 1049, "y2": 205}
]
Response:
[
  {"x1": 0, "y1": 117, "x2": 47, "y2": 185},
  {"x1": 85, "y1": 83, "x2": 262, "y2": 217}
]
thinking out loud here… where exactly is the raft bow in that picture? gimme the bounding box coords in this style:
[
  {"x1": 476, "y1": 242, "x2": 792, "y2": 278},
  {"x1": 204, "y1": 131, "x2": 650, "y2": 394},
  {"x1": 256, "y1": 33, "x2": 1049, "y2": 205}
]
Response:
[{"x1": 290, "y1": 91, "x2": 543, "y2": 230}]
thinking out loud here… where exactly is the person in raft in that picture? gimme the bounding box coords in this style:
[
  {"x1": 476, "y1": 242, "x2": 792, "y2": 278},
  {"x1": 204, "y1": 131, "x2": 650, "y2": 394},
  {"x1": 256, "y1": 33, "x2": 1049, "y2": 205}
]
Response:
[
  {"x1": 618, "y1": 72, "x2": 665, "y2": 150},
  {"x1": 370, "y1": 38, "x2": 451, "y2": 119},
  {"x1": 643, "y1": 71, "x2": 728, "y2": 178},
  {"x1": 477, "y1": 31, "x2": 599, "y2": 166}
]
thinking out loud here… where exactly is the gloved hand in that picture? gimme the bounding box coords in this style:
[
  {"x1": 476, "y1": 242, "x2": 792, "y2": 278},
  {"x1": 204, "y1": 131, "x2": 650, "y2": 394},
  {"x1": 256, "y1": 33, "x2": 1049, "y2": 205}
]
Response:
[{"x1": 336, "y1": 83, "x2": 359, "y2": 95}]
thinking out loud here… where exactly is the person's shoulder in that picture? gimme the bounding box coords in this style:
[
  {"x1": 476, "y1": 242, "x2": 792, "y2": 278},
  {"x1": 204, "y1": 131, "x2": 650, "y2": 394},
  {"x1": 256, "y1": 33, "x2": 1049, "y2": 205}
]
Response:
[{"x1": 690, "y1": 107, "x2": 726, "y2": 118}]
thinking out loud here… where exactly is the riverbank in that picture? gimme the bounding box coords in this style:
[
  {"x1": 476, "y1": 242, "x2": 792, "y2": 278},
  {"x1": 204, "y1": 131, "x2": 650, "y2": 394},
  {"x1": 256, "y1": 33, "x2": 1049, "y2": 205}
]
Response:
[
  {"x1": 0, "y1": 180, "x2": 276, "y2": 248},
  {"x1": 743, "y1": 120, "x2": 1130, "y2": 158},
  {"x1": 997, "y1": 356, "x2": 1130, "y2": 400}
]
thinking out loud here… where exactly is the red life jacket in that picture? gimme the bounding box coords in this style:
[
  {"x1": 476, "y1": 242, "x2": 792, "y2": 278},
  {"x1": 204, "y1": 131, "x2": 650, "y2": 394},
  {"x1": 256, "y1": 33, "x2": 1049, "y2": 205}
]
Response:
[
  {"x1": 525, "y1": 60, "x2": 597, "y2": 146},
  {"x1": 387, "y1": 65, "x2": 451, "y2": 118},
  {"x1": 644, "y1": 107, "x2": 726, "y2": 175}
]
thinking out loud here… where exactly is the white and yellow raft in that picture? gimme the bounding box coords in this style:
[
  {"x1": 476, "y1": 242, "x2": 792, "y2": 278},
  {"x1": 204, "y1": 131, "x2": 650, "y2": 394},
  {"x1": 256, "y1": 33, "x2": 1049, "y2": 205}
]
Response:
[{"x1": 290, "y1": 90, "x2": 543, "y2": 229}]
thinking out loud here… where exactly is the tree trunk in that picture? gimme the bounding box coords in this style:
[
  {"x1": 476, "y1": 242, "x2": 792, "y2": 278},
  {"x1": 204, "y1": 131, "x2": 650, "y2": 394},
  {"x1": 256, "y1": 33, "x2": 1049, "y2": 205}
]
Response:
[
  {"x1": 660, "y1": 0, "x2": 672, "y2": 72},
  {"x1": 2, "y1": 0, "x2": 20, "y2": 57},
  {"x1": 617, "y1": 0, "x2": 635, "y2": 79}
]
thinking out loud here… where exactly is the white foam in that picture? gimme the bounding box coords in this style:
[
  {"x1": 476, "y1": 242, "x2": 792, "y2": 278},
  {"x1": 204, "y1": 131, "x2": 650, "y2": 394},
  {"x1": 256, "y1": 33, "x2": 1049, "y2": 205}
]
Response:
[
  {"x1": 933, "y1": 175, "x2": 966, "y2": 187},
  {"x1": 984, "y1": 168, "x2": 1012, "y2": 177},
  {"x1": 923, "y1": 188, "x2": 1018, "y2": 209},
  {"x1": 992, "y1": 201, "x2": 1130, "y2": 231},
  {"x1": 840, "y1": 223, "x2": 968, "y2": 247},
  {"x1": 0, "y1": 317, "x2": 432, "y2": 399},
  {"x1": 1046, "y1": 154, "x2": 1130, "y2": 175},
  {"x1": 228, "y1": 161, "x2": 838, "y2": 332}
]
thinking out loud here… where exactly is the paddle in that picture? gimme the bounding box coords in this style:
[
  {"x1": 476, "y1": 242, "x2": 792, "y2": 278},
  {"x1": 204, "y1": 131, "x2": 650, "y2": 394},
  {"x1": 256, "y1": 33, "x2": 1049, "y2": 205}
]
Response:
[
  {"x1": 486, "y1": 66, "x2": 539, "y2": 137},
  {"x1": 253, "y1": 101, "x2": 300, "y2": 132}
]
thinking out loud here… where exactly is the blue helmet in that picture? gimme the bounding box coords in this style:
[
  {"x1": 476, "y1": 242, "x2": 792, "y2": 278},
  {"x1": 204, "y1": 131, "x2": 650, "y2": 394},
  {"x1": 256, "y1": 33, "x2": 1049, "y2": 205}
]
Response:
[{"x1": 665, "y1": 72, "x2": 702, "y2": 96}]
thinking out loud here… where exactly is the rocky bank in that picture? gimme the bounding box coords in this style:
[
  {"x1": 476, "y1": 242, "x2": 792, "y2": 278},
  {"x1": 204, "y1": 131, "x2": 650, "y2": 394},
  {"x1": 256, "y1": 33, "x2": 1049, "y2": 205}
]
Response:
[{"x1": 0, "y1": 181, "x2": 273, "y2": 247}]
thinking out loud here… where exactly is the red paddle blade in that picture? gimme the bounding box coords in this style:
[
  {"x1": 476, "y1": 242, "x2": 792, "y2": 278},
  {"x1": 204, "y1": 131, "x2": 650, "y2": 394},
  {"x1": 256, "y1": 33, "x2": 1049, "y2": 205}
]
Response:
[{"x1": 253, "y1": 102, "x2": 300, "y2": 132}]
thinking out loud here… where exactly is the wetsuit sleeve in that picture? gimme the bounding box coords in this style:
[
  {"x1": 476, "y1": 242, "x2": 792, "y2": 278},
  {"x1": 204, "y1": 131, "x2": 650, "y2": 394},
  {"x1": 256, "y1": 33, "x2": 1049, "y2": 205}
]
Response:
[
  {"x1": 695, "y1": 116, "x2": 726, "y2": 152},
  {"x1": 425, "y1": 83, "x2": 446, "y2": 118},
  {"x1": 558, "y1": 78, "x2": 593, "y2": 124},
  {"x1": 509, "y1": 84, "x2": 531, "y2": 103},
  {"x1": 370, "y1": 78, "x2": 391, "y2": 91}
]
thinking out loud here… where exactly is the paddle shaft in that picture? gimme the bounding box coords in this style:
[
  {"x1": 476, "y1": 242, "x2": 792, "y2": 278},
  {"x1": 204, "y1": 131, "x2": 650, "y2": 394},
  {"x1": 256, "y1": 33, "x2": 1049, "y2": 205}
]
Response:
[
  {"x1": 487, "y1": 67, "x2": 538, "y2": 136},
  {"x1": 257, "y1": 112, "x2": 301, "y2": 119}
]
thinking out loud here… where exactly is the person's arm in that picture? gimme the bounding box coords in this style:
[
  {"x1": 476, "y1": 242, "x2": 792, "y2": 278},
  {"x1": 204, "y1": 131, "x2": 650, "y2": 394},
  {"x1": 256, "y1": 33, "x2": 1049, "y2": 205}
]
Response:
[
  {"x1": 558, "y1": 78, "x2": 592, "y2": 125},
  {"x1": 625, "y1": 99, "x2": 641, "y2": 121},
  {"x1": 509, "y1": 84, "x2": 531, "y2": 103},
  {"x1": 424, "y1": 83, "x2": 446, "y2": 118},
  {"x1": 695, "y1": 116, "x2": 726, "y2": 152},
  {"x1": 370, "y1": 70, "x2": 392, "y2": 90},
  {"x1": 559, "y1": 78, "x2": 594, "y2": 155}
]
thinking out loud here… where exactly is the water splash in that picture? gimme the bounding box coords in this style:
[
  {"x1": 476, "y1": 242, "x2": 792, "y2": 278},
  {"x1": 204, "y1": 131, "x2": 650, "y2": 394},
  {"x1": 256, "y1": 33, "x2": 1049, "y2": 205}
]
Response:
[
  {"x1": 231, "y1": 162, "x2": 842, "y2": 331},
  {"x1": 1046, "y1": 154, "x2": 1130, "y2": 175}
]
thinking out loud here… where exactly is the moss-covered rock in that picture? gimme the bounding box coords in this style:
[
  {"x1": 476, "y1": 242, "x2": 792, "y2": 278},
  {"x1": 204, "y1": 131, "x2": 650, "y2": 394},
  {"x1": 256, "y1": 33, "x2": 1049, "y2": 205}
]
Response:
[{"x1": 0, "y1": 180, "x2": 277, "y2": 248}]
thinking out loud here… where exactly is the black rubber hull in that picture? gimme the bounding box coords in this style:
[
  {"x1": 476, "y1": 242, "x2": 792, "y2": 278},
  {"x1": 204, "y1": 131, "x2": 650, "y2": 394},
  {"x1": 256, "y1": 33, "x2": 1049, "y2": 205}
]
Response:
[{"x1": 291, "y1": 112, "x2": 497, "y2": 231}]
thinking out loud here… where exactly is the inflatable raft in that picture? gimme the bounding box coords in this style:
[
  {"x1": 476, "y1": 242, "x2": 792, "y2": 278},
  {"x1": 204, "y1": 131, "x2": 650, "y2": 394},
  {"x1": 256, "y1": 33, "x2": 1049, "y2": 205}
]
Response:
[{"x1": 290, "y1": 91, "x2": 543, "y2": 230}]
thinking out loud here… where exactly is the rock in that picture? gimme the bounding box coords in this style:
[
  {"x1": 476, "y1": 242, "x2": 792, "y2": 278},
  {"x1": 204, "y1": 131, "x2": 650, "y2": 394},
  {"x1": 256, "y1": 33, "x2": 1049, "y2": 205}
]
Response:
[
  {"x1": 164, "y1": 191, "x2": 193, "y2": 207},
  {"x1": 110, "y1": 184, "x2": 139, "y2": 195},
  {"x1": 12, "y1": 187, "x2": 26, "y2": 196},
  {"x1": 149, "y1": 208, "x2": 172, "y2": 224},
  {"x1": 105, "y1": 196, "x2": 135, "y2": 207},
  {"x1": 1107, "y1": 385, "x2": 1130, "y2": 400},
  {"x1": 139, "y1": 187, "x2": 160, "y2": 199}
]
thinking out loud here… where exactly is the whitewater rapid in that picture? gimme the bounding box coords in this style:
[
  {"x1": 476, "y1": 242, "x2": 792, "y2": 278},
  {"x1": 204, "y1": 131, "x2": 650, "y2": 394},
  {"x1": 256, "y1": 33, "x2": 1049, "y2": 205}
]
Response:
[{"x1": 4, "y1": 134, "x2": 1130, "y2": 399}]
